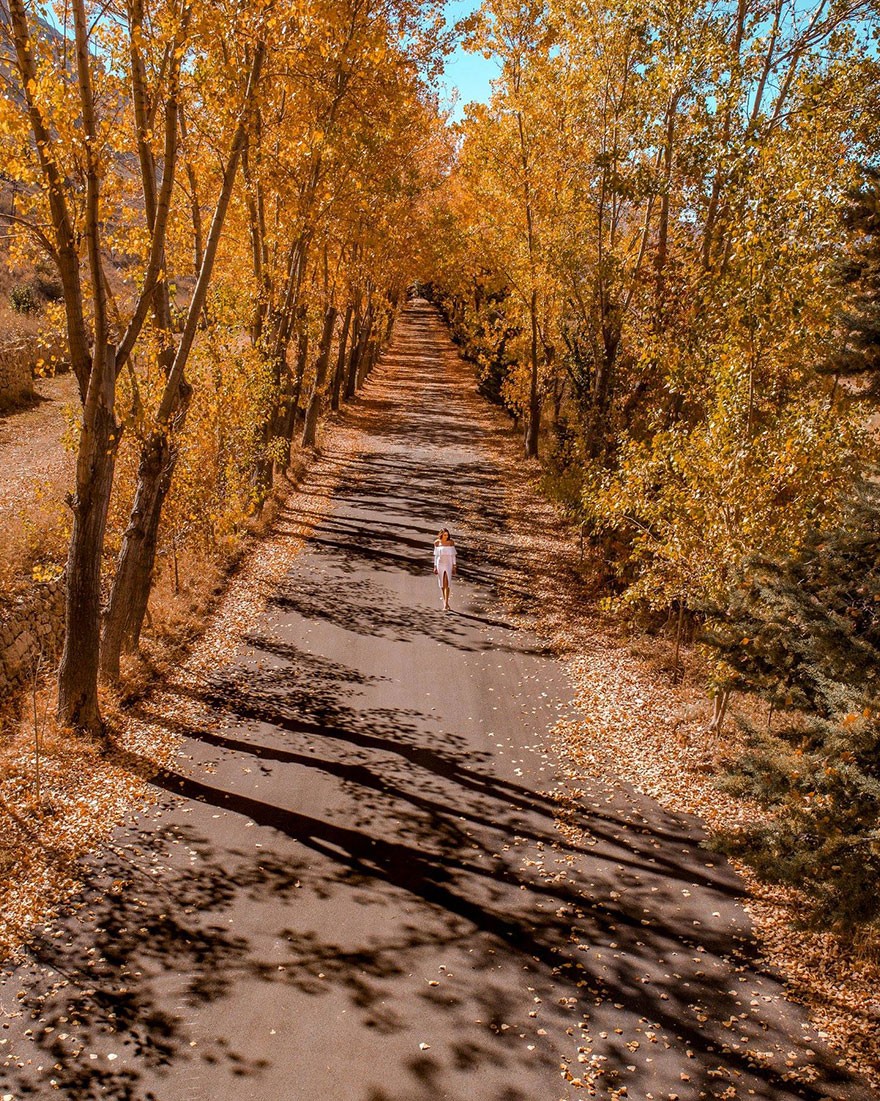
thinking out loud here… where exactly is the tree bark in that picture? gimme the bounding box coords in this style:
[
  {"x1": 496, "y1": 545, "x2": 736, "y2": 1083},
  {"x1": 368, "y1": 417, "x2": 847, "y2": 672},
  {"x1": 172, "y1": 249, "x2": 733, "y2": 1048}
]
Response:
[
  {"x1": 6, "y1": 0, "x2": 92, "y2": 395},
  {"x1": 254, "y1": 232, "x2": 310, "y2": 499},
  {"x1": 358, "y1": 335, "x2": 377, "y2": 388},
  {"x1": 302, "y1": 304, "x2": 338, "y2": 447},
  {"x1": 56, "y1": 0, "x2": 118, "y2": 731},
  {"x1": 701, "y1": 0, "x2": 747, "y2": 271},
  {"x1": 178, "y1": 107, "x2": 204, "y2": 275},
  {"x1": 708, "y1": 686, "x2": 731, "y2": 735},
  {"x1": 58, "y1": 342, "x2": 119, "y2": 731},
  {"x1": 524, "y1": 289, "x2": 540, "y2": 458},
  {"x1": 275, "y1": 323, "x2": 309, "y2": 473},
  {"x1": 344, "y1": 308, "x2": 368, "y2": 401},
  {"x1": 330, "y1": 303, "x2": 353, "y2": 412},
  {"x1": 353, "y1": 310, "x2": 375, "y2": 392},
  {"x1": 655, "y1": 92, "x2": 680, "y2": 310},
  {"x1": 99, "y1": 430, "x2": 176, "y2": 682}
]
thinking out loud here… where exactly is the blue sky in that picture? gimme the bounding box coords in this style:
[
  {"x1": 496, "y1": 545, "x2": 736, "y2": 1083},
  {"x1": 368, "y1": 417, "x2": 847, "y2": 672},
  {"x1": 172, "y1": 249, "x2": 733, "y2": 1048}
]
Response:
[{"x1": 437, "y1": 0, "x2": 499, "y2": 120}]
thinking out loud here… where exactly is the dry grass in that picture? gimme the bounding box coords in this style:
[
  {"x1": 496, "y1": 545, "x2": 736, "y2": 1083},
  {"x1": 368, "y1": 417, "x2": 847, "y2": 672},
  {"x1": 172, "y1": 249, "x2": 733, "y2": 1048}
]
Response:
[{"x1": 0, "y1": 492, "x2": 70, "y2": 603}]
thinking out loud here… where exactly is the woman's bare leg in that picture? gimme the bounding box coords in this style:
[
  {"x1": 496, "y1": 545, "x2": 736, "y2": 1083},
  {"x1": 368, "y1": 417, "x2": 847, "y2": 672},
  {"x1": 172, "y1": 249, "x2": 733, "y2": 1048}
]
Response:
[{"x1": 441, "y1": 571, "x2": 450, "y2": 610}]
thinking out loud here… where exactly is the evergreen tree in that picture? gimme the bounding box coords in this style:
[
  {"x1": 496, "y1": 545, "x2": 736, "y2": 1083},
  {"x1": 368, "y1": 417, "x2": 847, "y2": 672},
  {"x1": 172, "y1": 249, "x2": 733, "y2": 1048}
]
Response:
[
  {"x1": 702, "y1": 487, "x2": 880, "y2": 933},
  {"x1": 821, "y1": 168, "x2": 880, "y2": 401}
]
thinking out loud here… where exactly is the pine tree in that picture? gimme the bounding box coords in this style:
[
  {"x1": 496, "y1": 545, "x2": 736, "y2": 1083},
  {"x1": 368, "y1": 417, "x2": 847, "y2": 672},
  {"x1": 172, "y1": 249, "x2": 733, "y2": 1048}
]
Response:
[
  {"x1": 702, "y1": 487, "x2": 880, "y2": 933},
  {"x1": 821, "y1": 168, "x2": 880, "y2": 401}
]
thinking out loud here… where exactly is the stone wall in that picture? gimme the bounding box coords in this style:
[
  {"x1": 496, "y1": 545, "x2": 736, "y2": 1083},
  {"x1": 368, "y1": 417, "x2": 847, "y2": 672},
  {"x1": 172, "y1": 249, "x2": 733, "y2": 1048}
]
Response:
[
  {"x1": 0, "y1": 579, "x2": 65, "y2": 695},
  {"x1": 0, "y1": 338, "x2": 35, "y2": 412}
]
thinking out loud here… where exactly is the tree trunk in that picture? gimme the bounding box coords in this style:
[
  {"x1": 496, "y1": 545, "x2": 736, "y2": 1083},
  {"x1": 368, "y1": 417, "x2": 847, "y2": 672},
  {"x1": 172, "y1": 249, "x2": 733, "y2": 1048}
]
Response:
[
  {"x1": 584, "y1": 315, "x2": 621, "y2": 460},
  {"x1": 708, "y1": 687, "x2": 731, "y2": 736},
  {"x1": 254, "y1": 346, "x2": 284, "y2": 501},
  {"x1": 344, "y1": 311, "x2": 368, "y2": 401},
  {"x1": 291, "y1": 326, "x2": 310, "y2": 417},
  {"x1": 100, "y1": 437, "x2": 169, "y2": 681},
  {"x1": 302, "y1": 304, "x2": 338, "y2": 448},
  {"x1": 6, "y1": 0, "x2": 92, "y2": 395},
  {"x1": 330, "y1": 304, "x2": 353, "y2": 412},
  {"x1": 354, "y1": 317, "x2": 374, "y2": 391},
  {"x1": 358, "y1": 335, "x2": 377, "y2": 388},
  {"x1": 524, "y1": 289, "x2": 540, "y2": 458},
  {"x1": 552, "y1": 374, "x2": 566, "y2": 426},
  {"x1": 58, "y1": 343, "x2": 119, "y2": 732},
  {"x1": 275, "y1": 325, "x2": 309, "y2": 473},
  {"x1": 102, "y1": 42, "x2": 265, "y2": 672},
  {"x1": 100, "y1": 387, "x2": 191, "y2": 682},
  {"x1": 655, "y1": 95, "x2": 679, "y2": 311}
]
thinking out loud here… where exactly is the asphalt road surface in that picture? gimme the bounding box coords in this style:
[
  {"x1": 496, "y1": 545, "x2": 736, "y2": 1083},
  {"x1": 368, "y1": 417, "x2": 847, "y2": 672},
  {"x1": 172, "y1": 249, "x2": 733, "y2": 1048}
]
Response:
[{"x1": 0, "y1": 303, "x2": 872, "y2": 1101}]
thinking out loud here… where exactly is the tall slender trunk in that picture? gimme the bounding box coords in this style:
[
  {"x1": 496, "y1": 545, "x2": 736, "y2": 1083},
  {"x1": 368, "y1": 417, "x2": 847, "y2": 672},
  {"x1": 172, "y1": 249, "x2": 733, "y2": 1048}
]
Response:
[
  {"x1": 254, "y1": 333, "x2": 286, "y2": 499},
  {"x1": 275, "y1": 323, "x2": 309, "y2": 473},
  {"x1": 344, "y1": 308, "x2": 366, "y2": 401},
  {"x1": 358, "y1": 335, "x2": 377, "y2": 388},
  {"x1": 702, "y1": 0, "x2": 747, "y2": 270},
  {"x1": 584, "y1": 322, "x2": 620, "y2": 460},
  {"x1": 99, "y1": 381, "x2": 193, "y2": 682},
  {"x1": 330, "y1": 303, "x2": 353, "y2": 412},
  {"x1": 58, "y1": 342, "x2": 119, "y2": 730},
  {"x1": 99, "y1": 430, "x2": 175, "y2": 681},
  {"x1": 6, "y1": 0, "x2": 92, "y2": 395},
  {"x1": 353, "y1": 310, "x2": 374, "y2": 392},
  {"x1": 179, "y1": 108, "x2": 204, "y2": 276},
  {"x1": 512, "y1": 59, "x2": 541, "y2": 460},
  {"x1": 655, "y1": 93, "x2": 680, "y2": 312},
  {"x1": 551, "y1": 374, "x2": 565, "y2": 426},
  {"x1": 57, "y1": 0, "x2": 117, "y2": 731},
  {"x1": 255, "y1": 233, "x2": 310, "y2": 498},
  {"x1": 302, "y1": 304, "x2": 338, "y2": 447},
  {"x1": 524, "y1": 289, "x2": 540, "y2": 458},
  {"x1": 101, "y1": 44, "x2": 265, "y2": 679}
]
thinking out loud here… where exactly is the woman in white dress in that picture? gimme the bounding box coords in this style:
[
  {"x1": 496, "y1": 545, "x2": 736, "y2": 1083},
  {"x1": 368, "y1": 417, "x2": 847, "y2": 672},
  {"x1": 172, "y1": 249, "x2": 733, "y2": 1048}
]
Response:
[{"x1": 433, "y1": 528, "x2": 457, "y2": 611}]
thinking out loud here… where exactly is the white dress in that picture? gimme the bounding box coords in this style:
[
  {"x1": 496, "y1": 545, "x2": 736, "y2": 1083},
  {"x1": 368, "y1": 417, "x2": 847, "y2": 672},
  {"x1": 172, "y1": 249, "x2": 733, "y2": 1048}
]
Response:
[{"x1": 433, "y1": 543, "x2": 457, "y2": 588}]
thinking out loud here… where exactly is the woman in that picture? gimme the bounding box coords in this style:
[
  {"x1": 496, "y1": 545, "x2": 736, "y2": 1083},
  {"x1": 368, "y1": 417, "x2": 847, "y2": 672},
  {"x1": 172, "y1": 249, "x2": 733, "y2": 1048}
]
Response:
[{"x1": 433, "y1": 528, "x2": 457, "y2": 611}]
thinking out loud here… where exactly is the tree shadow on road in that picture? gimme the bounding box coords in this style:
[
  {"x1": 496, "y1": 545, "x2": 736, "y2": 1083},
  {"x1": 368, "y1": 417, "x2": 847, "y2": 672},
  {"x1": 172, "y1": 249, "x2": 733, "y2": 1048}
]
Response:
[
  {"x1": 5, "y1": 657, "x2": 863, "y2": 1101},
  {"x1": 1, "y1": 304, "x2": 870, "y2": 1101}
]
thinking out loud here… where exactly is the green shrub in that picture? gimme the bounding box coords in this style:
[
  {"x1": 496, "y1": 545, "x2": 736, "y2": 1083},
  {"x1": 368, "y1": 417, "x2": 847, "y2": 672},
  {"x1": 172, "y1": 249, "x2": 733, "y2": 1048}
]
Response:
[{"x1": 10, "y1": 284, "x2": 37, "y2": 314}]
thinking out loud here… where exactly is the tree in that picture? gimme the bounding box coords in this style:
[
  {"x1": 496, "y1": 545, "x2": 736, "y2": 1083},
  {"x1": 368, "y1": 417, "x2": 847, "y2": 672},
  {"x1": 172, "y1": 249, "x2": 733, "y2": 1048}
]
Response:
[
  {"x1": 100, "y1": 0, "x2": 448, "y2": 672},
  {"x1": 702, "y1": 488, "x2": 880, "y2": 932},
  {"x1": 821, "y1": 167, "x2": 880, "y2": 402},
  {"x1": 99, "y1": 28, "x2": 267, "y2": 682},
  {"x1": 2, "y1": 0, "x2": 191, "y2": 730},
  {"x1": 456, "y1": 0, "x2": 560, "y2": 457}
]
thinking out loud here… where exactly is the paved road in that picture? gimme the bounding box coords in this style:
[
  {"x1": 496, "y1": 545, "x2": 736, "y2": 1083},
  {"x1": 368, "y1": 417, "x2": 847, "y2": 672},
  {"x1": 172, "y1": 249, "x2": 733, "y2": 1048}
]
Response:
[{"x1": 0, "y1": 304, "x2": 871, "y2": 1101}]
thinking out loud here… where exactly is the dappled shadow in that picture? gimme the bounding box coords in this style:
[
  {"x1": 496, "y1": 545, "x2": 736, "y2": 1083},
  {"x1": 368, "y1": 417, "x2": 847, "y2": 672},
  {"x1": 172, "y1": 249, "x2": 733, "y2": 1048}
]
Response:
[
  {"x1": 3, "y1": 719, "x2": 857, "y2": 1101},
  {"x1": 1, "y1": 302, "x2": 871, "y2": 1101}
]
